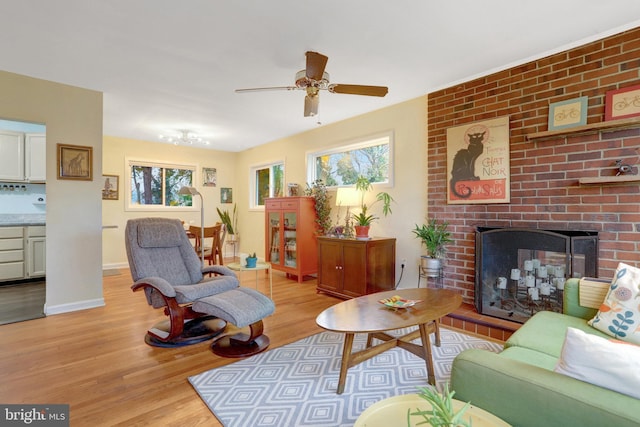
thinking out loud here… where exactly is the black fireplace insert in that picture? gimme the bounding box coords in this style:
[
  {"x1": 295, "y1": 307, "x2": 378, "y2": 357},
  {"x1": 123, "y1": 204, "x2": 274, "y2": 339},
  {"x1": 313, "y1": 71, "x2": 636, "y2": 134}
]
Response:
[{"x1": 475, "y1": 227, "x2": 598, "y2": 323}]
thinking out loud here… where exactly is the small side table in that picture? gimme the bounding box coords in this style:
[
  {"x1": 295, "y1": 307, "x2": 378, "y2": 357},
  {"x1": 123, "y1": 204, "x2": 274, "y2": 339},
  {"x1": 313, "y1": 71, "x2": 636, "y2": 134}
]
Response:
[
  {"x1": 417, "y1": 265, "x2": 443, "y2": 288},
  {"x1": 226, "y1": 261, "x2": 273, "y2": 298},
  {"x1": 354, "y1": 394, "x2": 511, "y2": 427}
]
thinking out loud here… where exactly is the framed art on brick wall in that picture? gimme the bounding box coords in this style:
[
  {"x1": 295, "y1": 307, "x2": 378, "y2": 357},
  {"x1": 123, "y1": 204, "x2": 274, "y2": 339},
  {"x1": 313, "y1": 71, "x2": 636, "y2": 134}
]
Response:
[
  {"x1": 446, "y1": 116, "x2": 510, "y2": 204},
  {"x1": 548, "y1": 96, "x2": 588, "y2": 130},
  {"x1": 605, "y1": 84, "x2": 640, "y2": 121}
]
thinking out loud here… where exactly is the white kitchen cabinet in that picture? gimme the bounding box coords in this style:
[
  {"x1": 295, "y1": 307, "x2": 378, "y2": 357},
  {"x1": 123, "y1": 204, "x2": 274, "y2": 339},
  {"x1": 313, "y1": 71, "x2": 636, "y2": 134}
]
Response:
[
  {"x1": 27, "y1": 226, "x2": 46, "y2": 278},
  {"x1": 0, "y1": 227, "x2": 25, "y2": 281},
  {"x1": 0, "y1": 130, "x2": 24, "y2": 181},
  {"x1": 25, "y1": 133, "x2": 46, "y2": 182}
]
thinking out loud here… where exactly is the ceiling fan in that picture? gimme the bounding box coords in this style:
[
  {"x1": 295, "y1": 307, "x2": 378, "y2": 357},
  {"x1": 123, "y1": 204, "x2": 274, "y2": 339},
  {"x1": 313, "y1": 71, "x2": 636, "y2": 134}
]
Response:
[{"x1": 235, "y1": 51, "x2": 388, "y2": 117}]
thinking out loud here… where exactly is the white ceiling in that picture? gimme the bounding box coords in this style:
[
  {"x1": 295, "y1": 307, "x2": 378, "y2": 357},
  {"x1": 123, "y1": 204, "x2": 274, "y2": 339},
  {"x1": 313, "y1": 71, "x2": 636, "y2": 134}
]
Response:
[{"x1": 2, "y1": 1, "x2": 640, "y2": 152}]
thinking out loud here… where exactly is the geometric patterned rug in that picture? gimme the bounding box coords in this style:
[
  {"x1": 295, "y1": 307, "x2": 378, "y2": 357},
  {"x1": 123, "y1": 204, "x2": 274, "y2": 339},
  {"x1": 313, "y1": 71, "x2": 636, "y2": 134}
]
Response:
[{"x1": 188, "y1": 327, "x2": 502, "y2": 427}]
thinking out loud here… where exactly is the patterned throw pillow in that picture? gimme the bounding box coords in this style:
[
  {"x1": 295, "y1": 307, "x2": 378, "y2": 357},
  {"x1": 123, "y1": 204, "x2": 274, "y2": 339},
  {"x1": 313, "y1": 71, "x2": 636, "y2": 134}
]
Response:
[{"x1": 588, "y1": 262, "x2": 640, "y2": 345}]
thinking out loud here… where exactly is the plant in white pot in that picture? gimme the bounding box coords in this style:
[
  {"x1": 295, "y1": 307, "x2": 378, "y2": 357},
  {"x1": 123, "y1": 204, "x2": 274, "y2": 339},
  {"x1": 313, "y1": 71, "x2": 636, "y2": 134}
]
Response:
[
  {"x1": 352, "y1": 176, "x2": 393, "y2": 239},
  {"x1": 413, "y1": 218, "x2": 453, "y2": 277}
]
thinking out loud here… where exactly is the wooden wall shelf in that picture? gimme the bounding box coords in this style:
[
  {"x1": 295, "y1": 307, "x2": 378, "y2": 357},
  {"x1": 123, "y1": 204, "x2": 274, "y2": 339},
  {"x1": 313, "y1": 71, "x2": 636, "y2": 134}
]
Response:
[
  {"x1": 527, "y1": 117, "x2": 640, "y2": 141},
  {"x1": 578, "y1": 175, "x2": 640, "y2": 185}
]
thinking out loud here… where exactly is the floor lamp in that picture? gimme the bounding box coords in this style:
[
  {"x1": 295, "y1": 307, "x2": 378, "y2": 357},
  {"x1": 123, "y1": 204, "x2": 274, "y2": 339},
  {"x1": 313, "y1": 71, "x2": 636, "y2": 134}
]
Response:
[{"x1": 178, "y1": 186, "x2": 205, "y2": 267}]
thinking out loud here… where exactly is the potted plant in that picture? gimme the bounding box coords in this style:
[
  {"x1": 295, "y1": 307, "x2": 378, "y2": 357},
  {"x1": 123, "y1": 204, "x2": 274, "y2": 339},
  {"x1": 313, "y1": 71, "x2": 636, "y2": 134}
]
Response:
[
  {"x1": 407, "y1": 383, "x2": 471, "y2": 427},
  {"x1": 352, "y1": 176, "x2": 393, "y2": 239},
  {"x1": 354, "y1": 383, "x2": 472, "y2": 427},
  {"x1": 413, "y1": 218, "x2": 452, "y2": 277},
  {"x1": 245, "y1": 252, "x2": 257, "y2": 268},
  {"x1": 217, "y1": 204, "x2": 238, "y2": 241},
  {"x1": 304, "y1": 179, "x2": 333, "y2": 235}
]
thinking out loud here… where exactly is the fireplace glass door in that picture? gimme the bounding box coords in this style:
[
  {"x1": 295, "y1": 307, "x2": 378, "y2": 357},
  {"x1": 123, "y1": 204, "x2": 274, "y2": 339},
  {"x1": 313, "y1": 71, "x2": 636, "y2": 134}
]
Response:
[{"x1": 475, "y1": 227, "x2": 597, "y2": 323}]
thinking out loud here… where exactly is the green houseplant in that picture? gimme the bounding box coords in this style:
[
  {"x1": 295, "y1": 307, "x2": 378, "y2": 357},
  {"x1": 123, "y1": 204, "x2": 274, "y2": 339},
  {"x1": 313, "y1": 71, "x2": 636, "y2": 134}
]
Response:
[
  {"x1": 352, "y1": 175, "x2": 393, "y2": 239},
  {"x1": 304, "y1": 179, "x2": 333, "y2": 235},
  {"x1": 413, "y1": 218, "x2": 453, "y2": 277},
  {"x1": 407, "y1": 383, "x2": 471, "y2": 427},
  {"x1": 217, "y1": 204, "x2": 238, "y2": 239}
]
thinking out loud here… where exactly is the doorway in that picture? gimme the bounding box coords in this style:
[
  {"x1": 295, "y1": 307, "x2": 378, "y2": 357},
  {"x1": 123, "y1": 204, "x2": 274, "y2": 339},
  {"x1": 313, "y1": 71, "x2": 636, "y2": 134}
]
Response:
[{"x1": 0, "y1": 118, "x2": 46, "y2": 324}]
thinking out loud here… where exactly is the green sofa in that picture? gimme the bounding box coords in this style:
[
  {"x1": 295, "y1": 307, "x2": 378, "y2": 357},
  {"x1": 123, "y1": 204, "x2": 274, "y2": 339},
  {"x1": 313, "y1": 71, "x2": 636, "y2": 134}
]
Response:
[{"x1": 451, "y1": 278, "x2": 640, "y2": 427}]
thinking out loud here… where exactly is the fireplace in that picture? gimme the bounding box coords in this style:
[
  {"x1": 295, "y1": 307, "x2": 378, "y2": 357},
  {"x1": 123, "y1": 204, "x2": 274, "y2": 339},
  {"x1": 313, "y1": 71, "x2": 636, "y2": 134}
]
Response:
[{"x1": 475, "y1": 227, "x2": 598, "y2": 323}]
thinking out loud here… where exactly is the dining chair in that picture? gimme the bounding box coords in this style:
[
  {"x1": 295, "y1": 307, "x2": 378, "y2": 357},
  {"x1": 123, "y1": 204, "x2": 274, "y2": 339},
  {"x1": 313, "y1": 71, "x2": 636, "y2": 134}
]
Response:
[{"x1": 189, "y1": 223, "x2": 224, "y2": 265}]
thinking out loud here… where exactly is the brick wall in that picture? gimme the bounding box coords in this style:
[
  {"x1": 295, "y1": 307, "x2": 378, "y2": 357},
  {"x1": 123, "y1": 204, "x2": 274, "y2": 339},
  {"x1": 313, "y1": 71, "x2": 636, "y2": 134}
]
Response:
[{"x1": 427, "y1": 27, "x2": 640, "y2": 304}]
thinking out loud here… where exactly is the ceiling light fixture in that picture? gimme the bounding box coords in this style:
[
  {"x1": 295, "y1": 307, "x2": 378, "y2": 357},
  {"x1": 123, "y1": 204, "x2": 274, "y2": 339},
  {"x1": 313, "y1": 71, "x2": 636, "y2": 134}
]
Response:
[{"x1": 160, "y1": 130, "x2": 210, "y2": 146}]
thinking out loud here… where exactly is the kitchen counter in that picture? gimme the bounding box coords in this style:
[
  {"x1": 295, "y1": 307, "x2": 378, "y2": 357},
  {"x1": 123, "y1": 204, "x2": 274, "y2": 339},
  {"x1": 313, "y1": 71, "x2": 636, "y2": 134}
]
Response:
[{"x1": 0, "y1": 214, "x2": 46, "y2": 226}]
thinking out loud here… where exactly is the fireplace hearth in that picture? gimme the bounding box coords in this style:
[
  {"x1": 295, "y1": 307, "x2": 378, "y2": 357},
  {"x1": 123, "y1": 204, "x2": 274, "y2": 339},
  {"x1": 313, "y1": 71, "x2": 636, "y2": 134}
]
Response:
[{"x1": 475, "y1": 227, "x2": 598, "y2": 323}]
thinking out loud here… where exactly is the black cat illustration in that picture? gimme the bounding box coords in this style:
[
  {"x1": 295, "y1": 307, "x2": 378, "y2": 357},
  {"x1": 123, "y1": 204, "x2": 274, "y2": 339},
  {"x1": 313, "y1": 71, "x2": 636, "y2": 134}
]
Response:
[{"x1": 450, "y1": 131, "x2": 485, "y2": 198}]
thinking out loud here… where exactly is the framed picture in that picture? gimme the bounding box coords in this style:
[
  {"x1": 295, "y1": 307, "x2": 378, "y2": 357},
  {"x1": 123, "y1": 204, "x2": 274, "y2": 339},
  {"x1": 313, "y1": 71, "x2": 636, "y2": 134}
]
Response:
[
  {"x1": 57, "y1": 143, "x2": 93, "y2": 180},
  {"x1": 605, "y1": 84, "x2": 640, "y2": 121},
  {"x1": 447, "y1": 116, "x2": 510, "y2": 205},
  {"x1": 221, "y1": 187, "x2": 233, "y2": 203},
  {"x1": 547, "y1": 96, "x2": 588, "y2": 130},
  {"x1": 202, "y1": 167, "x2": 217, "y2": 187},
  {"x1": 102, "y1": 174, "x2": 119, "y2": 200}
]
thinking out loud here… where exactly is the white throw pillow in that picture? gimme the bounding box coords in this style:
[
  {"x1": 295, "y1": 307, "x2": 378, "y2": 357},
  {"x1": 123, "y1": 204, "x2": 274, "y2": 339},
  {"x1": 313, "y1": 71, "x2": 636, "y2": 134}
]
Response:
[
  {"x1": 554, "y1": 327, "x2": 640, "y2": 399},
  {"x1": 587, "y1": 262, "x2": 640, "y2": 345}
]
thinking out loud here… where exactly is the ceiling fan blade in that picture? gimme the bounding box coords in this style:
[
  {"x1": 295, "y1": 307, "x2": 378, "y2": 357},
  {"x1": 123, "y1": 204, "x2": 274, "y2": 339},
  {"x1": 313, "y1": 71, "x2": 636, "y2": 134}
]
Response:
[
  {"x1": 304, "y1": 94, "x2": 319, "y2": 117},
  {"x1": 329, "y1": 84, "x2": 388, "y2": 97},
  {"x1": 306, "y1": 51, "x2": 328, "y2": 81},
  {"x1": 235, "y1": 86, "x2": 298, "y2": 93}
]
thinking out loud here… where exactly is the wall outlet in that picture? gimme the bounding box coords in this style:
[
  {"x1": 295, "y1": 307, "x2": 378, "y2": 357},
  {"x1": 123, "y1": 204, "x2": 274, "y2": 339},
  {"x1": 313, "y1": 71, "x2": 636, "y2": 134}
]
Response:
[{"x1": 401, "y1": 258, "x2": 406, "y2": 268}]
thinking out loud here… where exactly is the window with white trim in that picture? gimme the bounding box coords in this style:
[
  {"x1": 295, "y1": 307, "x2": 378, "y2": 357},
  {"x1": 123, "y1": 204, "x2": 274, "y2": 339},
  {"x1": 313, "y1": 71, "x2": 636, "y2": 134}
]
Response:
[
  {"x1": 250, "y1": 161, "x2": 284, "y2": 208},
  {"x1": 306, "y1": 131, "x2": 393, "y2": 187},
  {"x1": 126, "y1": 160, "x2": 195, "y2": 210}
]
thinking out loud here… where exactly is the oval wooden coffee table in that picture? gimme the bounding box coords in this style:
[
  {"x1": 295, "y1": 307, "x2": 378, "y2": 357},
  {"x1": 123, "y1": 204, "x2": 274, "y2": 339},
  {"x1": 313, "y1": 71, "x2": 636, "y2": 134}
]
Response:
[{"x1": 316, "y1": 288, "x2": 462, "y2": 394}]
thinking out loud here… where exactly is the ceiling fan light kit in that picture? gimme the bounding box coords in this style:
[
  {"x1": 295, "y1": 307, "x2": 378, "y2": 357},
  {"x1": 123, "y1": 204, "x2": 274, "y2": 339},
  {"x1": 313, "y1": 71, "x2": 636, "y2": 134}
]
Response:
[{"x1": 236, "y1": 51, "x2": 388, "y2": 117}]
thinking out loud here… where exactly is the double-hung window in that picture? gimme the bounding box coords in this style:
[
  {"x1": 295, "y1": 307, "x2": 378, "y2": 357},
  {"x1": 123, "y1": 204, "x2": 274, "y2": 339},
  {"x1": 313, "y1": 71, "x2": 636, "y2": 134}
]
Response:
[
  {"x1": 126, "y1": 160, "x2": 196, "y2": 210},
  {"x1": 250, "y1": 161, "x2": 284, "y2": 208},
  {"x1": 306, "y1": 131, "x2": 393, "y2": 187}
]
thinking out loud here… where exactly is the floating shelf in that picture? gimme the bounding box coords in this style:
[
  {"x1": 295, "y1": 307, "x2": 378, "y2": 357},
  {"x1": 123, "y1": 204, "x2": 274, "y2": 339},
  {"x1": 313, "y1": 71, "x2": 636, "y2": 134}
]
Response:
[
  {"x1": 527, "y1": 116, "x2": 640, "y2": 140},
  {"x1": 578, "y1": 175, "x2": 640, "y2": 185}
]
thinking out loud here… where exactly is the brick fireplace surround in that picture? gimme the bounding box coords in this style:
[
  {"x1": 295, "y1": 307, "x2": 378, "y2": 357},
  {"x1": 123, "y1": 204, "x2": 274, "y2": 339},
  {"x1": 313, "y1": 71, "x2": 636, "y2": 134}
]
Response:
[{"x1": 430, "y1": 27, "x2": 640, "y2": 339}]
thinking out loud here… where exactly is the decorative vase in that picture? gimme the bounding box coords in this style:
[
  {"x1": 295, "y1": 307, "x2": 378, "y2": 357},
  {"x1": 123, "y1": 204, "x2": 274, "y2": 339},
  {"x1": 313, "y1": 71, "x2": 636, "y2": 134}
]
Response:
[
  {"x1": 245, "y1": 257, "x2": 257, "y2": 268},
  {"x1": 354, "y1": 225, "x2": 370, "y2": 239}
]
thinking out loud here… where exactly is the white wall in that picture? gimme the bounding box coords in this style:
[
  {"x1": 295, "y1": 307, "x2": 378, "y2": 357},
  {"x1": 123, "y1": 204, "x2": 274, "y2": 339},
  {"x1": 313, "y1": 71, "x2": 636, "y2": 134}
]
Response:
[
  {"x1": 0, "y1": 183, "x2": 46, "y2": 214},
  {"x1": 0, "y1": 70, "x2": 104, "y2": 314}
]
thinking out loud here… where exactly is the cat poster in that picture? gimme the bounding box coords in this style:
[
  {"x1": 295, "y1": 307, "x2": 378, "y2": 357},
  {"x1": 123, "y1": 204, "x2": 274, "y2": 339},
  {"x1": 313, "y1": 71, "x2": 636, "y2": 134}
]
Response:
[{"x1": 446, "y1": 116, "x2": 510, "y2": 204}]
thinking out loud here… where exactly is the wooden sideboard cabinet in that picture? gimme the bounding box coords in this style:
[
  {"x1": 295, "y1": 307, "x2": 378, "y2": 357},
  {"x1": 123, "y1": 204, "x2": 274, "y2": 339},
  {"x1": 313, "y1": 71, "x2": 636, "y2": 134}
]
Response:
[
  {"x1": 265, "y1": 196, "x2": 318, "y2": 283},
  {"x1": 317, "y1": 236, "x2": 396, "y2": 299}
]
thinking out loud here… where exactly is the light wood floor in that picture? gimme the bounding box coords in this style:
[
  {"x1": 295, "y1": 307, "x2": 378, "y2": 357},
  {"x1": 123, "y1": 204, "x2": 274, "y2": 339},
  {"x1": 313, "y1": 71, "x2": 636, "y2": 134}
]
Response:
[{"x1": 0, "y1": 266, "x2": 341, "y2": 426}]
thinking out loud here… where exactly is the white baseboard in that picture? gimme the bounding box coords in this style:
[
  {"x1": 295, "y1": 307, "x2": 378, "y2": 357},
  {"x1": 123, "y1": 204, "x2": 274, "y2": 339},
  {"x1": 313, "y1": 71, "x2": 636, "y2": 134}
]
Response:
[
  {"x1": 102, "y1": 262, "x2": 129, "y2": 270},
  {"x1": 44, "y1": 298, "x2": 105, "y2": 316}
]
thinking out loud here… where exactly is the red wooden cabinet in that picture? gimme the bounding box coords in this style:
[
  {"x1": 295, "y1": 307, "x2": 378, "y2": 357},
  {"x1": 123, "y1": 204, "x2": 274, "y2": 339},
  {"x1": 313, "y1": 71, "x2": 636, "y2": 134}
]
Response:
[
  {"x1": 317, "y1": 236, "x2": 396, "y2": 299},
  {"x1": 264, "y1": 197, "x2": 318, "y2": 283}
]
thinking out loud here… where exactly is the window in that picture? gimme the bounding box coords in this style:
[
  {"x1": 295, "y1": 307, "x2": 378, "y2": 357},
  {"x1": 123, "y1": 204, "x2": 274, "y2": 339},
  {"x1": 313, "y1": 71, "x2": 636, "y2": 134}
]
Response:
[
  {"x1": 306, "y1": 131, "x2": 393, "y2": 187},
  {"x1": 126, "y1": 160, "x2": 195, "y2": 210},
  {"x1": 250, "y1": 161, "x2": 284, "y2": 208}
]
